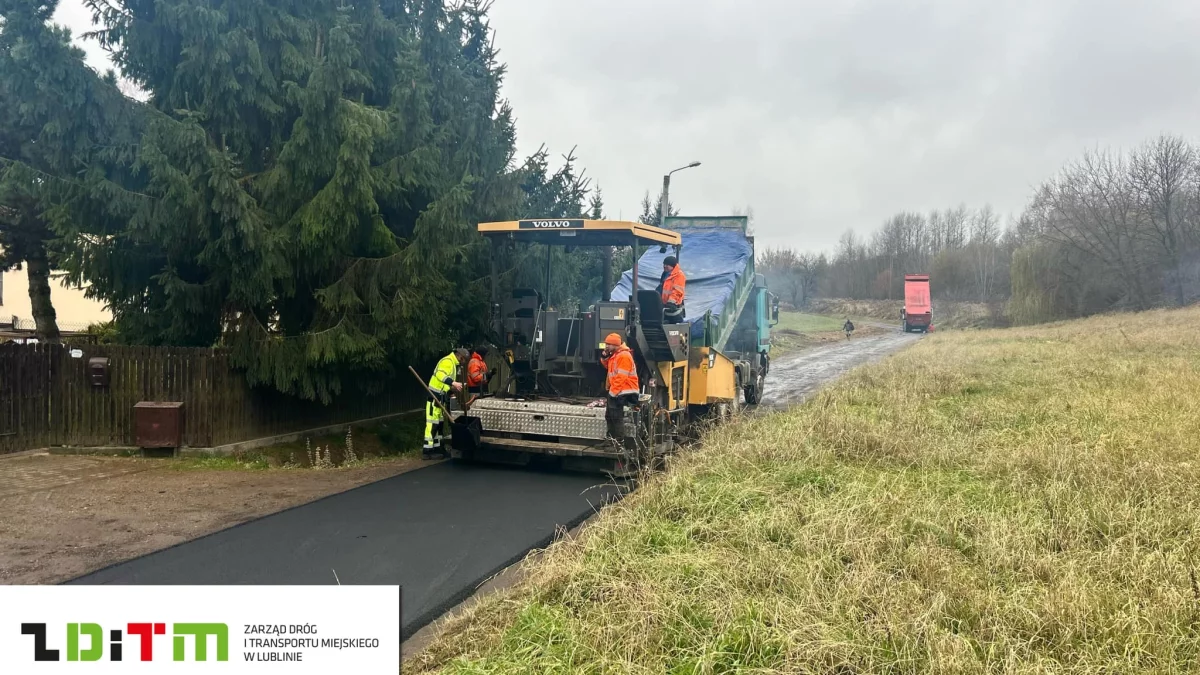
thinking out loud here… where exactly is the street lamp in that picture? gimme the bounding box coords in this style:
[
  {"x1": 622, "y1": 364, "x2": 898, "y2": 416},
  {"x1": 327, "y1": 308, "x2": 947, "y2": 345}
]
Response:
[{"x1": 660, "y1": 161, "x2": 701, "y2": 228}]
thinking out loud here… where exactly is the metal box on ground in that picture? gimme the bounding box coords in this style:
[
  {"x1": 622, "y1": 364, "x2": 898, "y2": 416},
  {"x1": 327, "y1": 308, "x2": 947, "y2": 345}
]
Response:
[{"x1": 134, "y1": 401, "x2": 184, "y2": 449}]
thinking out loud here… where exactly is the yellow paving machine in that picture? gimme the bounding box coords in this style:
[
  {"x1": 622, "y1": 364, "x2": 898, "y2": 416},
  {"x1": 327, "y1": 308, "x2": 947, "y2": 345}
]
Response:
[{"x1": 448, "y1": 216, "x2": 778, "y2": 475}]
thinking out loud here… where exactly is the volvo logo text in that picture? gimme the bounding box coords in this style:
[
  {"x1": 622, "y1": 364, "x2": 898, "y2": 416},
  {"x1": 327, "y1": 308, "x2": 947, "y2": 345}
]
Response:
[{"x1": 518, "y1": 219, "x2": 584, "y2": 229}]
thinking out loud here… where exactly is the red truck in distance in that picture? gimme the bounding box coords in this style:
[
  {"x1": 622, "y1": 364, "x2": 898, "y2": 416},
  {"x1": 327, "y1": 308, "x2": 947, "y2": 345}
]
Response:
[{"x1": 902, "y1": 274, "x2": 931, "y2": 333}]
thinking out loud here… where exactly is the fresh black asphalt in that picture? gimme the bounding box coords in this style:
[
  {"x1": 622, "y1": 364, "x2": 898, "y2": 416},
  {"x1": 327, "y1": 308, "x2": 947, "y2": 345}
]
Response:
[{"x1": 66, "y1": 462, "x2": 626, "y2": 637}]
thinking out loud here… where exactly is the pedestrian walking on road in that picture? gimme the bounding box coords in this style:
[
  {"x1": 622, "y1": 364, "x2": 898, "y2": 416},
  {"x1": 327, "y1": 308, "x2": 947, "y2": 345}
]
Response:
[
  {"x1": 843, "y1": 318, "x2": 855, "y2": 339},
  {"x1": 425, "y1": 348, "x2": 468, "y2": 460},
  {"x1": 600, "y1": 333, "x2": 640, "y2": 443}
]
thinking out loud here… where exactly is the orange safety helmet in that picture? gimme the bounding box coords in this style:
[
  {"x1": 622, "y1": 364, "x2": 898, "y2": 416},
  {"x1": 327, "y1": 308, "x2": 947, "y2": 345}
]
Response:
[{"x1": 604, "y1": 333, "x2": 623, "y2": 346}]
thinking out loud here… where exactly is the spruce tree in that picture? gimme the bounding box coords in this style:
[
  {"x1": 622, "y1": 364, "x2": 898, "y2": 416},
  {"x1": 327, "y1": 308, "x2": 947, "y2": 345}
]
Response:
[
  {"x1": 0, "y1": 0, "x2": 140, "y2": 342},
  {"x1": 637, "y1": 189, "x2": 679, "y2": 227},
  {"x1": 511, "y1": 146, "x2": 596, "y2": 311},
  {"x1": 72, "y1": 0, "x2": 523, "y2": 401}
]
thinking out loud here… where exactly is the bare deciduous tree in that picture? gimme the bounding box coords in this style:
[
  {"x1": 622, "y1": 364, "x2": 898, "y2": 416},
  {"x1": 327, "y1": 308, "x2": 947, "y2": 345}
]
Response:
[
  {"x1": 970, "y1": 204, "x2": 1000, "y2": 299},
  {"x1": 1129, "y1": 135, "x2": 1198, "y2": 305},
  {"x1": 1036, "y1": 148, "x2": 1155, "y2": 309}
]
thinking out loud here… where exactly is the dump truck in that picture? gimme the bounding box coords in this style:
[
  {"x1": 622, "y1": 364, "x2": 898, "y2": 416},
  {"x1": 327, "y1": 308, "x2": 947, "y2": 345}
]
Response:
[
  {"x1": 447, "y1": 216, "x2": 778, "y2": 476},
  {"x1": 902, "y1": 273, "x2": 932, "y2": 332}
]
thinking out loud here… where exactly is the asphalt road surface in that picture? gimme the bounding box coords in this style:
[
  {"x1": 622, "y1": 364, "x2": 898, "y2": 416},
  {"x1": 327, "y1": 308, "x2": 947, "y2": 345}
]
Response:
[{"x1": 67, "y1": 462, "x2": 625, "y2": 637}]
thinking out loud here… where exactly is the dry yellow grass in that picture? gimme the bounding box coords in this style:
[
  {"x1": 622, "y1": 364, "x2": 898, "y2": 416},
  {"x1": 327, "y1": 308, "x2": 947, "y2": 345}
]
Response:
[
  {"x1": 413, "y1": 307, "x2": 1200, "y2": 674},
  {"x1": 810, "y1": 298, "x2": 1003, "y2": 330}
]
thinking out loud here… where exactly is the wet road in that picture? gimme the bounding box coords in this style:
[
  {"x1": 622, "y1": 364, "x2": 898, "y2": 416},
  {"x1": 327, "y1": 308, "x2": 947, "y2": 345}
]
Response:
[
  {"x1": 761, "y1": 328, "x2": 922, "y2": 409},
  {"x1": 67, "y1": 462, "x2": 625, "y2": 638}
]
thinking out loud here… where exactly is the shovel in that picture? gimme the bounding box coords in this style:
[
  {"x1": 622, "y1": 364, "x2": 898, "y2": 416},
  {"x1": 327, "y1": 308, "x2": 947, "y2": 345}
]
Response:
[{"x1": 408, "y1": 366, "x2": 456, "y2": 419}]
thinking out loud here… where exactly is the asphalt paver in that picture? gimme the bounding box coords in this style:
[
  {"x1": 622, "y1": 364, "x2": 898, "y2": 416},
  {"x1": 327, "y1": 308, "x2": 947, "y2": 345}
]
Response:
[{"x1": 67, "y1": 461, "x2": 625, "y2": 637}]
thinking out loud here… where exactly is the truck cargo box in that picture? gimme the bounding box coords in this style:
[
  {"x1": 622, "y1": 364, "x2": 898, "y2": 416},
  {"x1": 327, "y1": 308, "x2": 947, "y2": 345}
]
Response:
[
  {"x1": 903, "y1": 274, "x2": 931, "y2": 332},
  {"x1": 611, "y1": 217, "x2": 754, "y2": 350}
]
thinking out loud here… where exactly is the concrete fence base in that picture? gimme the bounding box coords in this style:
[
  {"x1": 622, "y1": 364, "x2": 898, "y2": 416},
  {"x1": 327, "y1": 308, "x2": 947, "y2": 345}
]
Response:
[{"x1": 42, "y1": 409, "x2": 423, "y2": 459}]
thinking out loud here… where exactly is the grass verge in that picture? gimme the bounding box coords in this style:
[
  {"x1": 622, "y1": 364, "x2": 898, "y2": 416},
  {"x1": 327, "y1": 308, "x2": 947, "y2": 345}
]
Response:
[
  {"x1": 809, "y1": 297, "x2": 1006, "y2": 330},
  {"x1": 414, "y1": 307, "x2": 1200, "y2": 673},
  {"x1": 773, "y1": 311, "x2": 884, "y2": 354},
  {"x1": 167, "y1": 414, "x2": 425, "y2": 471}
]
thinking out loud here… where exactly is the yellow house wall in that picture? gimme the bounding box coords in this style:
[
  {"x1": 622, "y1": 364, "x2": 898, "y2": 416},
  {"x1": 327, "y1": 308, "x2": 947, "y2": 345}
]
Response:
[{"x1": 0, "y1": 269, "x2": 111, "y2": 330}]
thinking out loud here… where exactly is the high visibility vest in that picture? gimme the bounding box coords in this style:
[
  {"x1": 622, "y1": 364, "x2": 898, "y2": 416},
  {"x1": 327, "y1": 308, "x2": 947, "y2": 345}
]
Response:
[
  {"x1": 428, "y1": 353, "x2": 459, "y2": 395},
  {"x1": 604, "y1": 346, "x2": 639, "y2": 397},
  {"x1": 467, "y1": 353, "x2": 488, "y2": 387},
  {"x1": 661, "y1": 265, "x2": 686, "y2": 306}
]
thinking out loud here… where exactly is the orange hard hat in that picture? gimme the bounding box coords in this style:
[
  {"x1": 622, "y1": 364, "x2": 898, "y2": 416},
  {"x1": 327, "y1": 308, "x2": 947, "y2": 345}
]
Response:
[{"x1": 604, "y1": 333, "x2": 623, "y2": 346}]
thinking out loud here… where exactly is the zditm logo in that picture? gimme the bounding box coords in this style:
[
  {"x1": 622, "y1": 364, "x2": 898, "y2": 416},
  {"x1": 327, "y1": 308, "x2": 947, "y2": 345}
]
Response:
[{"x1": 21, "y1": 622, "x2": 228, "y2": 662}]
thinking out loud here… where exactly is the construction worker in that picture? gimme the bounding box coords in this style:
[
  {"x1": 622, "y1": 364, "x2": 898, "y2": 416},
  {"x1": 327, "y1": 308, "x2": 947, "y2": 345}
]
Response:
[
  {"x1": 658, "y1": 255, "x2": 686, "y2": 323},
  {"x1": 466, "y1": 345, "x2": 495, "y2": 395},
  {"x1": 600, "y1": 333, "x2": 640, "y2": 442},
  {"x1": 424, "y1": 348, "x2": 468, "y2": 460}
]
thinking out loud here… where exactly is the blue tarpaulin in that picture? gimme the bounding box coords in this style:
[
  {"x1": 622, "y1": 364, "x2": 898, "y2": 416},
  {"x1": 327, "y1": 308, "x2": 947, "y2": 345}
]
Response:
[{"x1": 611, "y1": 225, "x2": 753, "y2": 341}]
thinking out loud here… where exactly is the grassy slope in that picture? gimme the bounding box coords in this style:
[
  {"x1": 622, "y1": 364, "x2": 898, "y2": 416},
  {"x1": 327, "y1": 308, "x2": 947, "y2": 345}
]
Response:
[
  {"x1": 775, "y1": 312, "x2": 848, "y2": 333},
  {"x1": 772, "y1": 312, "x2": 883, "y2": 354},
  {"x1": 168, "y1": 414, "x2": 424, "y2": 471},
  {"x1": 810, "y1": 298, "x2": 1003, "y2": 330},
  {"x1": 416, "y1": 308, "x2": 1200, "y2": 673}
]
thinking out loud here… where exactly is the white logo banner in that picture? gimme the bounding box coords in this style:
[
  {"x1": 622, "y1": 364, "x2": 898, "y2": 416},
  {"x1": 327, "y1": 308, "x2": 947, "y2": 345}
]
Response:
[{"x1": 0, "y1": 585, "x2": 401, "y2": 673}]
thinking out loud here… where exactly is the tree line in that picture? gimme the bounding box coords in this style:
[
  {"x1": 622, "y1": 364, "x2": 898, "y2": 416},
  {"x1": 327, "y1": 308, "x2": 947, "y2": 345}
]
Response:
[
  {"x1": 759, "y1": 204, "x2": 1017, "y2": 308},
  {"x1": 1011, "y1": 135, "x2": 1200, "y2": 322},
  {"x1": 0, "y1": 0, "x2": 628, "y2": 401},
  {"x1": 759, "y1": 134, "x2": 1200, "y2": 324}
]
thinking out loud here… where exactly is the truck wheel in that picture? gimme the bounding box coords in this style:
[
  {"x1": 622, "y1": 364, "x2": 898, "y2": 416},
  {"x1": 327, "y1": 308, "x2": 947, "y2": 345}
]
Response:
[
  {"x1": 744, "y1": 371, "x2": 764, "y2": 405},
  {"x1": 731, "y1": 373, "x2": 744, "y2": 414}
]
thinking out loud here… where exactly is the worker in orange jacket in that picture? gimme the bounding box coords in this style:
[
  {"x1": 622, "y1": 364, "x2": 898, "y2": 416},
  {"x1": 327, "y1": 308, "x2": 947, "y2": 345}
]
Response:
[
  {"x1": 466, "y1": 346, "x2": 495, "y2": 395},
  {"x1": 658, "y1": 255, "x2": 686, "y2": 323},
  {"x1": 601, "y1": 333, "x2": 640, "y2": 441}
]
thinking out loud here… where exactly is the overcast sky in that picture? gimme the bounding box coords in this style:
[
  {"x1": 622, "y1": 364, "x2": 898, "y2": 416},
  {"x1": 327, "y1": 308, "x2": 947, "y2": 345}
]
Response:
[{"x1": 52, "y1": 0, "x2": 1200, "y2": 252}]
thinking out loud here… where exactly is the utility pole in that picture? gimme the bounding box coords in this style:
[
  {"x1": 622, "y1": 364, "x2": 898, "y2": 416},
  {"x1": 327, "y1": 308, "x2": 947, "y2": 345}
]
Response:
[{"x1": 660, "y1": 161, "x2": 701, "y2": 227}]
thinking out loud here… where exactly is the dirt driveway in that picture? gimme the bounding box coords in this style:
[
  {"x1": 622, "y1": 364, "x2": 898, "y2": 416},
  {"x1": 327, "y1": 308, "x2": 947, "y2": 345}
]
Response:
[{"x1": 0, "y1": 452, "x2": 428, "y2": 584}]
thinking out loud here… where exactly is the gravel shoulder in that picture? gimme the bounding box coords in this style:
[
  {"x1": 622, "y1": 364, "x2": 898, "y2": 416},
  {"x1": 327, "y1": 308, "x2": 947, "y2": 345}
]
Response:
[{"x1": 761, "y1": 328, "x2": 922, "y2": 408}]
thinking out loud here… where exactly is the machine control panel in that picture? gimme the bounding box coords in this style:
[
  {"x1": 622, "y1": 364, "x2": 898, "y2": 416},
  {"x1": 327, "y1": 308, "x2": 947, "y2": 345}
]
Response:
[{"x1": 597, "y1": 305, "x2": 627, "y2": 322}]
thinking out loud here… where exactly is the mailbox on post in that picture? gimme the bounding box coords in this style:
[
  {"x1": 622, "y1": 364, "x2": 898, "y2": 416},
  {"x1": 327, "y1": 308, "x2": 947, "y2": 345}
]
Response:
[
  {"x1": 133, "y1": 402, "x2": 185, "y2": 449},
  {"x1": 87, "y1": 357, "x2": 110, "y2": 387}
]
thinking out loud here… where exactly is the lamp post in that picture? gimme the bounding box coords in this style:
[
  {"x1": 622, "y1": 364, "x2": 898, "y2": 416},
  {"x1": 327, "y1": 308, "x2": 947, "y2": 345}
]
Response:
[{"x1": 659, "y1": 161, "x2": 701, "y2": 227}]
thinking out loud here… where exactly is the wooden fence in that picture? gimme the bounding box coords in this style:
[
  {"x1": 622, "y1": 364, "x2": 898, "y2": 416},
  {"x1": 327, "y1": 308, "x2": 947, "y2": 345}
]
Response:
[{"x1": 0, "y1": 343, "x2": 429, "y2": 454}]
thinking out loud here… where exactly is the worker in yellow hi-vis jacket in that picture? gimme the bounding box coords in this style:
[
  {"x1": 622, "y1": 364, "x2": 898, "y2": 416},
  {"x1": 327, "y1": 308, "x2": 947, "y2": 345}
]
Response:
[{"x1": 425, "y1": 348, "x2": 468, "y2": 459}]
